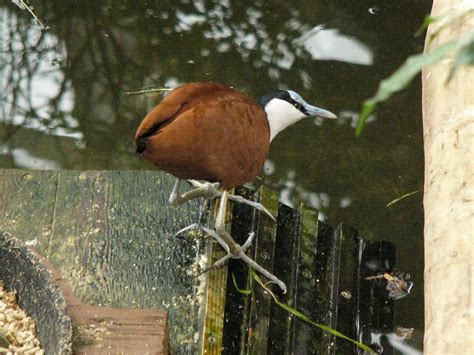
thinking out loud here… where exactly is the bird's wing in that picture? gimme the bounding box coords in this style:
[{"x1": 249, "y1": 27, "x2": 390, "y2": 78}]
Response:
[
  {"x1": 135, "y1": 83, "x2": 232, "y2": 142},
  {"x1": 189, "y1": 95, "x2": 271, "y2": 188},
  {"x1": 134, "y1": 98, "x2": 182, "y2": 141}
]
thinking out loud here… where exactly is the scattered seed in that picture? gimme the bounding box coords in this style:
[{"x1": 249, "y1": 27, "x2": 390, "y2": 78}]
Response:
[{"x1": 0, "y1": 281, "x2": 44, "y2": 354}]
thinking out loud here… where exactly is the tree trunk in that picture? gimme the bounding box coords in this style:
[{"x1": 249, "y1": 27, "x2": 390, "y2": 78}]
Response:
[{"x1": 422, "y1": 1, "x2": 474, "y2": 353}]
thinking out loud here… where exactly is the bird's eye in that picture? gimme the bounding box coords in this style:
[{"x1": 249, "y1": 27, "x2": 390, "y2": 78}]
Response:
[{"x1": 291, "y1": 100, "x2": 305, "y2": 112}]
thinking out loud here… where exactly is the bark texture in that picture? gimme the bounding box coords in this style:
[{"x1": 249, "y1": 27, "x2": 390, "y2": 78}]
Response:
[{"x1": 422, "y1": 1, "x2": 474, "y2": 353}]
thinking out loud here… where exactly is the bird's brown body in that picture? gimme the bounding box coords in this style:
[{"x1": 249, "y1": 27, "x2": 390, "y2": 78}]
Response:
[{"x1": 135, "y1": 83, "x2": 270, "y2": 189}]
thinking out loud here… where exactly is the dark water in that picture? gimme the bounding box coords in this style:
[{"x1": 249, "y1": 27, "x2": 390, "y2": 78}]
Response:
[{"x1": 1, "y1": 1, "x2": 430, "y2": 353}]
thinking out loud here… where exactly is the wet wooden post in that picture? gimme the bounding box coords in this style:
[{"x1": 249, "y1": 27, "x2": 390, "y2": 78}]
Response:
[
  {"x1": 290, "y1": 205, "x2": 320, "y2": 353},
  {"x1": 267, "y1": 203, "x2": 302, "y2": 353},
  {"x1": 200, "y1": 186, "x2": 397, "y2": 354},
  {"x1": 246, "y1": 186, "x2": 279, "y2": 354}
]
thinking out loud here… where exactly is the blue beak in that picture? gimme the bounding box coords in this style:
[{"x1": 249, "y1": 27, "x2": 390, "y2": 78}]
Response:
[{"x1": 305, "y1": 104, "x2": 337, "y2": 119}]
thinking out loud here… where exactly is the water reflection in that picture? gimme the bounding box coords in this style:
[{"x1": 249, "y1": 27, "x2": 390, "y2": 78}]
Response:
[
  {"x1": 296, "y1": 26, "x2": 374, "y2": 65},
  {"x1": 1, "y1": 10, "x2": 76, "y2": 136},
  {"x1": 371, "y1": 332, "x2": 423, "y2": 355},
  {"x1": 0, "y1": 1, "x2": 428, "y2": 353},
  {"x1": 11, "y1": 148, "x2": 60, "y2": 169}
]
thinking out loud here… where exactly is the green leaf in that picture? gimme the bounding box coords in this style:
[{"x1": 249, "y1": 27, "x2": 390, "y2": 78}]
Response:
[
  {"x1": 386, "y1": 190, "x2": 419, "y2": 208},
  {"x1": 415, "y1": 15, "x2": 437, "y2": 37},
  {"x1": 448, "y1": 32, "x2": 474, "y2": 81},
  {"x1": 275, "y1": 301, "x2": 375, "y2": 353},
  {"x1": 231, "y1": 273, "x2": 252, "y2": 295},
  {"x1": 356, "y1": 38, "x2": 462, "y2": 136}
]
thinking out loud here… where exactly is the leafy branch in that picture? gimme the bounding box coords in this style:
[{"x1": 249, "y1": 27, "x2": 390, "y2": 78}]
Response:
[{"x1": 356, "y1": 8, "x2": 474, "y2": 136}]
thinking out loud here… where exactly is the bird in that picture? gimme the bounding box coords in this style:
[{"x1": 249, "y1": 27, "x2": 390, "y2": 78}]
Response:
[{"x1": 135, "y1": 82, "x2": 337, "y2": 293}]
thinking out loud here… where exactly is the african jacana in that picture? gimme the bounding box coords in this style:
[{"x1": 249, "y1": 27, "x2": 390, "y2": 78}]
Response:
[{"x1": 135, "y1": 82, "x2": 336, "y2": 292}]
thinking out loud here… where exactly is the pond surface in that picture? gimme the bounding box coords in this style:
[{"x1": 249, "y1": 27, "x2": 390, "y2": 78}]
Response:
[{"x1": 0, "y1": 1, "x2": 430, "y2": 353}]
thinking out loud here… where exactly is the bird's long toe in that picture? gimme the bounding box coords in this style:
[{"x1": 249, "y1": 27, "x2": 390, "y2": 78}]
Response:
[
  {"x1": 238, "y1": 251, "x2": 287, "y2": 294},
  {"x1": 226, "y1": 194, "x2": 276, "y2": 221},
  {"x1": 174, "y1": 223, "x2": 230, "y2": 252},
  {"x1": 242, "y1": 232, "x2": 255, "y2": 251}
]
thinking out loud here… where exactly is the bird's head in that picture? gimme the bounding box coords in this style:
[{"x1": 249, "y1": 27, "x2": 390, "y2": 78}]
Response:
[{"x1": 258, "y1": 90, "x2": 337, "y2": 141}]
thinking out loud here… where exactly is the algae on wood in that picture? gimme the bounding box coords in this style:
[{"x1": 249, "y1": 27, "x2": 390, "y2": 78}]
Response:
[
  {"x1": 0, "y1": 169, "x2": 204, "y2": 354},
  {"x1": 221, "y1": 187, "x2": 256, "y2": 354},
  {"x1": 292, "y1": 205, "x2": 320, "y2": 354},
  {"x1": 267, "y1": 203, "x2": 301, "y2": 354},
  {"x1": 0, "y1": 170, "x2": 59, "y2": 255},
  {"x1": 246, "y1": 186, "x2": 279, "y2": 355},
  {"x1": 333, "y1": 225, "x2": 361, "y2": 354},
  {"x1": 199, "y1": 195, "x2": 231, "y2": 355}
]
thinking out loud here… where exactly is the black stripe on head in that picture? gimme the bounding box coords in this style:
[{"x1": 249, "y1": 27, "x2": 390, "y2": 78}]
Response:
[
  {"x1": 258, "y1": 90, "x2": 290, "y2": 108},
  {"x1": 258, "y1": 90, "x2": 308, "y2": 115}
]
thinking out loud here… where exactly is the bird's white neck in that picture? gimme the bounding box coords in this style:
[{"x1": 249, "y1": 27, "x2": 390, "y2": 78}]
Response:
[{"x1": 264, "y1": 99, "x2": 307, "y2": 141}]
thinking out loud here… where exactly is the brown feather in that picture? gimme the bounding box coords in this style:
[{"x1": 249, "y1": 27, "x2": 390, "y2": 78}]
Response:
[{"x1": 135, "y1": 82, "x2": 270, "y2": 189}]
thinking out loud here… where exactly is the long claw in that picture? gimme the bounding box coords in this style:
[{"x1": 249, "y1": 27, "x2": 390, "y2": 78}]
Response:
[
  {"x1": 186, "y1": 179, "x2": 202, "y2": 187},
  {"x1": 174, "y1": 223, "x2": 200, "y2": 237},
  {"x1": 174, "y1": 223, "x2": 230, "y2": 253},
  {"x1": 198, "y1": 253, "x2": 233, "y2": 276},
  {"x1": 242, "y1": 232, "x2": 255, "y2": 251},
  {"x1": 226, "y1": 194, "x2": 276, "y2": 221},
  {"x1": 186, "y1": 179, "x2": 219, "y2": 189},
  {"x1": 170, "y1": 179, "x2": 220, "y2": 207}
]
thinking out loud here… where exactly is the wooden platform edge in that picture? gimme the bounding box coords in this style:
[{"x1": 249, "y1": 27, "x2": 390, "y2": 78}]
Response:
[{"x1": 28, "y1": 248, "x2": 169, "y2": 355}]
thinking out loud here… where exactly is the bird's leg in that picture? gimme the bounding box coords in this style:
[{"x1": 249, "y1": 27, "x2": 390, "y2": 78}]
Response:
[
  {"x1": 214, "y1": 190, "x2": 242, "y2": 255},
  {"x1": 175, "y1": 193, "x2": 286, "y2": 292},
  {"x1": 188, "y1": 181, "x2": 275, "y2": 221},
  {"x1": 175, "y1": 223, "x2": 230, "y2": 252},
  {"x1": 169, "y1": 178, "x2": 275, "y2": 221},
  {"x1": 197, "y1": 233, "x2": 255, "y2": 276},
  {"x1": 213, "y1": 190, "x2": 287, "y2": 293}
]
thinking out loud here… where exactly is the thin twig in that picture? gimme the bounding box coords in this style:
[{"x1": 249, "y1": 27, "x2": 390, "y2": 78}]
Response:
[
  {"x1": 386, "y1": 190, "x2": 419, "y2": 208},
  {"x1": 15, "y1": 0, "x2": 49, "y2": 30},
  {"x1": 124, "y1": 88, "x2": 173, "y2": 96}
]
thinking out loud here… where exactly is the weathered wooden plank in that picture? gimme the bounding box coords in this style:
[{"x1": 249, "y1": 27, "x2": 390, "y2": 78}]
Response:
[
  {"x1": 200, "y1": 195, "x2": 232, "y2": 355},
  {"x1": 246, "y1": 186, "x2": 279, "y2": 355},
  {"x1": 221, "y1": 186, "x2": 256, "y2": 354},
  {"x1": 72, "y1": 305, "x2": 168, "y2": 354},
  {"x1": 31, "y1": 246, "x2": 168, "y2": 354},
  {"x1": 292, "y1": 205, "x2": 320, "y2": 354},
  {"x1": 0, "y1": 169, "x2": 58, "y2": 255},
  {"x1": 311, "y1": 220, "x2": 338, "y2": 353},
  {"x1": 267, "y1": 202, "x2": 301, "y2": 354},
  {"x1": 46, "y1": 170, "x2": 109, "y2": 292},
  {"x1": 199, "y1": 245, "x2": 227, "y2": 355},
  {"x1": 359, "y1": 241, "x2": 396, "y2": 354},
  {"x1": 333, "y1": 224, "x2": 362, "y2": 353},
  {"x1": 2, "y1": 169, "x2": 204, "y2": 354}
]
